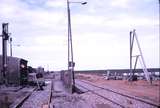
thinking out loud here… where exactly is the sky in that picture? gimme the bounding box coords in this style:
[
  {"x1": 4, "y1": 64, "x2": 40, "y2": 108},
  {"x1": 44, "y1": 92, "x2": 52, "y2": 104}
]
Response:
[{"x1": 0, "y1": 0, "x2": 159, "y2": 71}]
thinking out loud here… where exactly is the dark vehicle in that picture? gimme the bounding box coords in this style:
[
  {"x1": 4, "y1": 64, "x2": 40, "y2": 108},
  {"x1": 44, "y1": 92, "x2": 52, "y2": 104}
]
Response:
[
  {"x1": 27, "y1": 66, "x2": 45, "y2": 89},
  {"x1": 0, "y1": 55, "x2": 28, "y2": 85}
]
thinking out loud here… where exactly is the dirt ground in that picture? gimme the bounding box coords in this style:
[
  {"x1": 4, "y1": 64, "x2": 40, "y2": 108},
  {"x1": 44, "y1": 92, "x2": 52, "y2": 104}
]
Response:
[{"x1": 75, "y1": 73, "x2": 160, "y2": 104}]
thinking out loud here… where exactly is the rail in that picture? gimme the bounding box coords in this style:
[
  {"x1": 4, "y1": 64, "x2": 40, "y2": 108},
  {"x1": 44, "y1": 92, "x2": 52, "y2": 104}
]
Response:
[
  {"x1": 10, "y1": 87, "x2": 36, "y2": 108},
  {"x1": 76, "y1": 80, "x2": 160, "y2": 108}
]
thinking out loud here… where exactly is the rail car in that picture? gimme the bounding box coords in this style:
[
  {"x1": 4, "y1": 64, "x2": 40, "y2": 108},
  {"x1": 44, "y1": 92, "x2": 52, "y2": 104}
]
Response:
[
  {"x1": 0, "y1": 55, "x2": 28, "y2": 85},
  {"x1": 27, "y1": 67, "x2": 45, "y2": 87}
]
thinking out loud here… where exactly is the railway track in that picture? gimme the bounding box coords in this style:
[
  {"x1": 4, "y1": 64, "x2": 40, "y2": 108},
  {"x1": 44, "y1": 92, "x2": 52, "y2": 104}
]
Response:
[
  {"x1": 46, "y1": 79, "x2": 53, "y2": 108},
  {"x1": 9, "y1": 87, "x2": 37, "y2": 108},
  {"x1": 75, "y1": 80, "x2": 160, "y2": 108},
  {"x1": 0, "y1": 86, "x2": 36, "y2": 108},
  {"x1": 12, "y1": 80, "x2": 53, "y2": 108}
]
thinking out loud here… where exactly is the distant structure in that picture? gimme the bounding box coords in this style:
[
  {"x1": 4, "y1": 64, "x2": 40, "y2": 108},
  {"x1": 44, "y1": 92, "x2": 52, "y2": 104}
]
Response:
[{"x1": 129, "y1": 29, "x2": 151, "y2": 83}]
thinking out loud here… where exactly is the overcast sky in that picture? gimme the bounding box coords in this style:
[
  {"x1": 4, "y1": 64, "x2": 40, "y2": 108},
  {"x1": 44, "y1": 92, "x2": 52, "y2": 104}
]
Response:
[{"x1": 0, "y1": 0, "x2": 159, "y2": 71}]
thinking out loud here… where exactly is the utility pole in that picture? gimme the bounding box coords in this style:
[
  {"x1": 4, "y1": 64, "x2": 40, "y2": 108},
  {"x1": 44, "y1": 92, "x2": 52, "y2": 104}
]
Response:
[
  {"x1": 67, "y1": 0, "x2": 75, "y2": 93},
  {"x1": 2, "y1": 23, "x2": 9, "y2": 85},
  {"x1": 9, "y1": 37, "x2": 12, "y2": 57},
  {"x1": 67, "y1": 0, "x2": 87, "y2": 93}
]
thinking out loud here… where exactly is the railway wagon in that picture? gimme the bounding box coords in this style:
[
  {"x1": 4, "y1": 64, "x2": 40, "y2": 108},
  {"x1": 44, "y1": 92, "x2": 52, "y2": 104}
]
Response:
[
  {"x1": 0, "y1": 55, "x2": 28, "y2": 85},
  {"x1": 27, "y1": 66, "x2": 45, "y2": 87}
]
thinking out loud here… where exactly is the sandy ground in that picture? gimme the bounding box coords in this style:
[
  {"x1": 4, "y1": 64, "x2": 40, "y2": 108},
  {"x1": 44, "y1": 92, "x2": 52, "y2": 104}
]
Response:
[{"x1": 75, "y1": 73, "x2": 160, "y2": 104}]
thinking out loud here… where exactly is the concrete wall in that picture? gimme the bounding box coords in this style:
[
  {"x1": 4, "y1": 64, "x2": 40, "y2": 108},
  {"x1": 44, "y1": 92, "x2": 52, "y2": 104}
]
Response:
[{"x1": 60, "y1": 70, "x2": 72, "y2": 92}]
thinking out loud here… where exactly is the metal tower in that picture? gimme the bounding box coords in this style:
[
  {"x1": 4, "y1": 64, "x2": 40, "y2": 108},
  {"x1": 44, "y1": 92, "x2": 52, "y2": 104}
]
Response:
[{"x1": 129, "y1": 29, "x2": 151, "y2": 83}]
